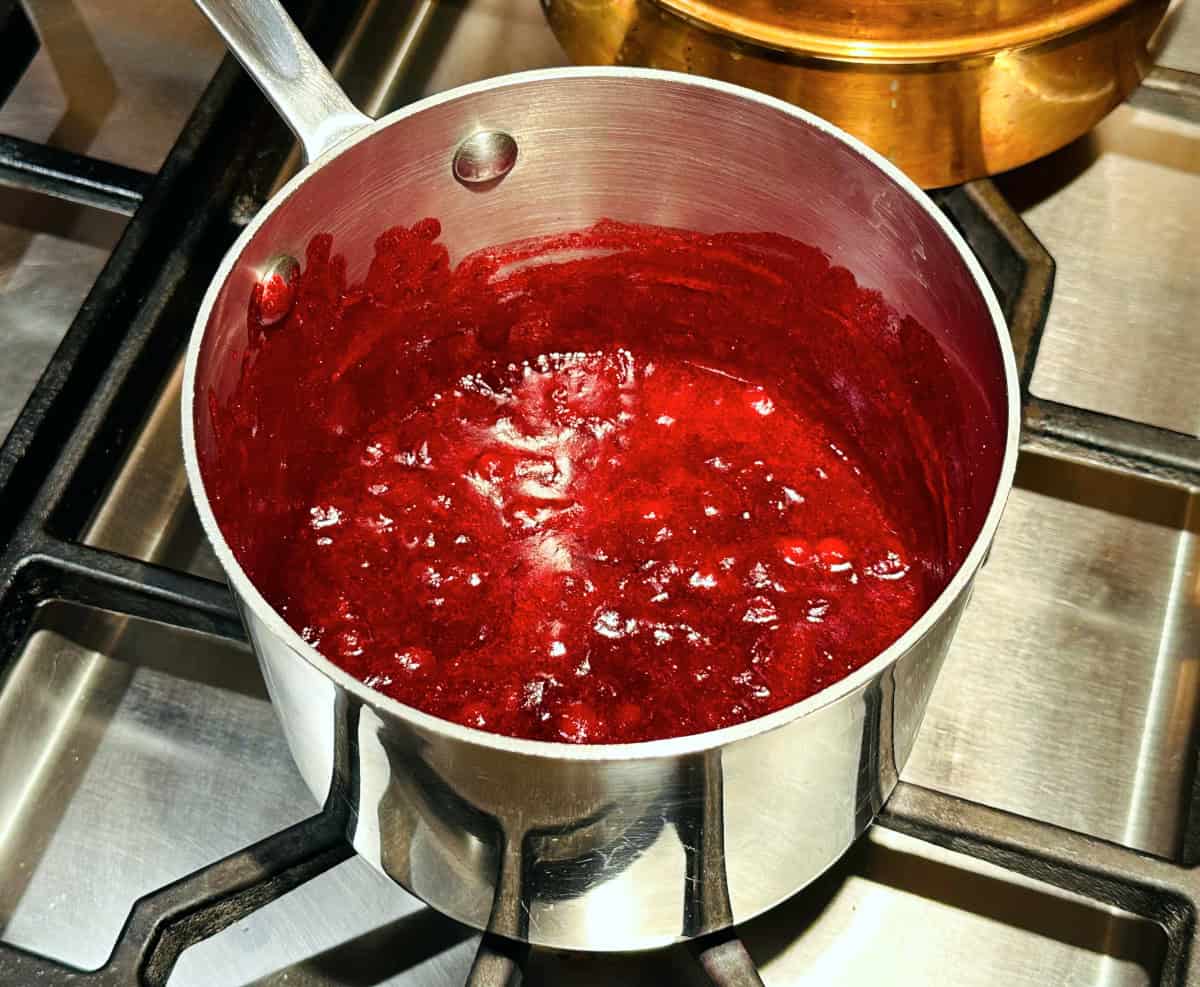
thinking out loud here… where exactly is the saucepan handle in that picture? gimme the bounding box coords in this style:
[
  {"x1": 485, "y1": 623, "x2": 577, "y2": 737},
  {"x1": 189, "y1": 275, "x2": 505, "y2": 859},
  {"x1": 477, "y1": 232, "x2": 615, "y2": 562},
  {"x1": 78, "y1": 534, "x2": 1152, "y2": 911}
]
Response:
[{"x1": 193, "y1": 0, "x2": 372, "y2": 164}]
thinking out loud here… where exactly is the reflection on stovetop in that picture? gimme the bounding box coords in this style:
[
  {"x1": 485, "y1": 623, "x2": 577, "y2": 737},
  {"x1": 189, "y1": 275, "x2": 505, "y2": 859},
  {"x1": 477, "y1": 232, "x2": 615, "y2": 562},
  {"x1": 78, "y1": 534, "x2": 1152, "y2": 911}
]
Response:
[
  {"x1": 1, "y1": 0, "x2": 1199, "y2": 983},
  {"x1": 0, "y1": 0, "x2": 225, "y2": 438}
]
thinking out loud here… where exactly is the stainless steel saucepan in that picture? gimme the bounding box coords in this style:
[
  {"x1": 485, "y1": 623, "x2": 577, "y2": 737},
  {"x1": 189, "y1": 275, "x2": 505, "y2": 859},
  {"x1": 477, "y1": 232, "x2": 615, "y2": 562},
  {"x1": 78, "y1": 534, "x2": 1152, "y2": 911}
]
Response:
[{"x1": 183, "y1": 0, "x2": 1019, "y2": 952}]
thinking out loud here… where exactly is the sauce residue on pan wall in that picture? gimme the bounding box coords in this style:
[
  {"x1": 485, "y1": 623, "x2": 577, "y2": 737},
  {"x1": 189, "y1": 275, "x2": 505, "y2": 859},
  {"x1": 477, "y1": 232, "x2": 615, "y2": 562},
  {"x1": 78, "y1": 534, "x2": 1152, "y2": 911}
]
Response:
[{"x1": 202, "y1": 219, "x2": 1001, "y2": 743}]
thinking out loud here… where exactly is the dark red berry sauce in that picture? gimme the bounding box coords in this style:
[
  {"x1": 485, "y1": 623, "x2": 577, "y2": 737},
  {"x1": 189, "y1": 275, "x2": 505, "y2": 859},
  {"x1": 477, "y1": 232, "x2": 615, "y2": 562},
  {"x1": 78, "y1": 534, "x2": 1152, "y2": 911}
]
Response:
[{"x1": 202, "y1": 219, "x2": 996, "y2": 743}]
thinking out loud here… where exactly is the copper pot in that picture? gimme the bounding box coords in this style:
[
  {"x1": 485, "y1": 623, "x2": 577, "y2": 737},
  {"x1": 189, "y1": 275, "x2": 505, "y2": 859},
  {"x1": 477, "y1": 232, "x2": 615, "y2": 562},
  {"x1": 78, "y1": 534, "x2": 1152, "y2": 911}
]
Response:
[{"x1": 542, "y1": 0, "x2": 1168, "y2": 187}]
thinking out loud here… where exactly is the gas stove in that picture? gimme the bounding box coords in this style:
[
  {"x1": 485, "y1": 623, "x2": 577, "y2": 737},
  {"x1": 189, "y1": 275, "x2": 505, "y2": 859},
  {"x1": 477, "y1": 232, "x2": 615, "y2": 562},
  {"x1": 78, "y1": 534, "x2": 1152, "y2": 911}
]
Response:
[{"x1": 1, "y1": 1, "x2": 1198, "y2": 984}]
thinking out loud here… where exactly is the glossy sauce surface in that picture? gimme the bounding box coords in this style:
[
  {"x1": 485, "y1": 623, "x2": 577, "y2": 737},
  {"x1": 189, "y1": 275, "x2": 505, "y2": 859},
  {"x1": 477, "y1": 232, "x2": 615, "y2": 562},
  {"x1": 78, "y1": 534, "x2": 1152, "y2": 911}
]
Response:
[{"x1": 205, "y1": 220, "x2": 986, "y2": 743}]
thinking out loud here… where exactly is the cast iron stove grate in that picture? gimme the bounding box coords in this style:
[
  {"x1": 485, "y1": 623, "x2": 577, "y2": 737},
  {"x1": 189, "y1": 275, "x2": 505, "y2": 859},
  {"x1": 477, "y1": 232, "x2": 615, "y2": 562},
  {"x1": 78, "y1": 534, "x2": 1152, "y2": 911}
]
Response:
[
  {"x1": 0, "y1": 0, "x2": 149, "y2": 217},
  {"x1": 1, "y1": 2, "x2": 1199, "y2": 981}
]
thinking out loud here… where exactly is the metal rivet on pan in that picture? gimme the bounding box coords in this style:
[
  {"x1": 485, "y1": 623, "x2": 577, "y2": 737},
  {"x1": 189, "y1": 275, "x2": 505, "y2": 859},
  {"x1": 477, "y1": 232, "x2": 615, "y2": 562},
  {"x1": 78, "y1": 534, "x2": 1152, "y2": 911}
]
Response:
[
  {"x1": 257, "y1": 253, "x2": 300, "y2": 326},
  {"x1": 453, "y1": 131, "x2": 518, "y2": 185}
]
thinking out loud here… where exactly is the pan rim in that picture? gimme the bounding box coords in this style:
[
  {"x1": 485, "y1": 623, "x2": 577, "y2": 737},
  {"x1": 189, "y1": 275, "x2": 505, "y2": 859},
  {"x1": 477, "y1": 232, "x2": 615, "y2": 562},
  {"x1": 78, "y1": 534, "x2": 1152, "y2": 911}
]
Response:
[{"x1": 181, "y1": 65, "x2": 1021, "y2": 763}]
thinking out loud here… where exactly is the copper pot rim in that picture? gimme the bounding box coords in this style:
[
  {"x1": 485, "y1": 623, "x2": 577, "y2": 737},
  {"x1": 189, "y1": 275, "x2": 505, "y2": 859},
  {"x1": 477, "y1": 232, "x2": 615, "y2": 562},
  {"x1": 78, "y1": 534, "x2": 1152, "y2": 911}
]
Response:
[{"x1": 649, "y1": 0, "x2": 1138, "y2": 62}]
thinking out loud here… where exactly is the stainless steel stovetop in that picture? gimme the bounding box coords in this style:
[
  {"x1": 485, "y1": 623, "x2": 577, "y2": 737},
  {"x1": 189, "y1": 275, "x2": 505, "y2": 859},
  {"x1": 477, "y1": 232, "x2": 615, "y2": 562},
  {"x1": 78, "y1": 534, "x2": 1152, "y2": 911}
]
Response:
[{"x1": 1, "y1": 0, "x2": 1198, "y2": 984}]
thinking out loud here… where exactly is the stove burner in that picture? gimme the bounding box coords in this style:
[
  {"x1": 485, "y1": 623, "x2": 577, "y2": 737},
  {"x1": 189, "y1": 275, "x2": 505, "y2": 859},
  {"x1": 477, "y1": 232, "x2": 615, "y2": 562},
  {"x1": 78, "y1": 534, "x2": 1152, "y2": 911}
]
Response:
[{"x1": 2, "y1": 1, "x2": 1200, "y2": 982}]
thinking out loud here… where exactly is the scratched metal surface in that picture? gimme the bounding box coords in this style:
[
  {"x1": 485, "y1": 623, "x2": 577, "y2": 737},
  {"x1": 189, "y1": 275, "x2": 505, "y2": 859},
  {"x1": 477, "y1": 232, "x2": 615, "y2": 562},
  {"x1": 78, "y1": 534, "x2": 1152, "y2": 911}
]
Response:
[{"x1": 0, "y1": 0, "x2": 223, "y2": 439}]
